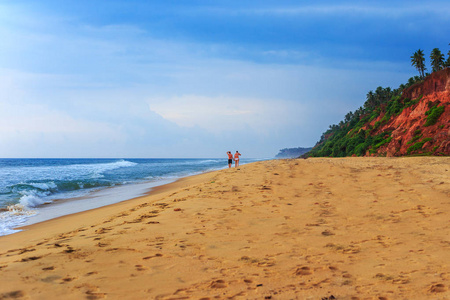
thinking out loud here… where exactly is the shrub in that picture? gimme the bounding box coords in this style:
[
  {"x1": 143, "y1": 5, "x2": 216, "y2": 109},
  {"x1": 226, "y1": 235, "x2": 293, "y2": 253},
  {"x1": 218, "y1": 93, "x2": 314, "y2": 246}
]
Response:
[
  {"x1": 385, "y1": 98, "x2": 403, "y2": 116},
  {"x1": 369, "y1": 108, "x2": 381, "y2": 122},
  {"x1": 424, "y1": 105, "x2": 445, "y2": 126},
  {"x1": 373, "y1": 137, "x2": 392, "y2": 149},
  {"x1": 407, "y1": 142, "x2": 425, "y2": 154},
  {"x1": 380, "y1": 115, "x2": 389, "y2": 123},
  {"x1": 354, "y1": 143, "x2": 368, "y2": 156},
  {"x1": 407, "y1": 131, "x2": 423, "y2": 145},
  {"x1": 407, "y1": 138, "x2": 433, "y2": 154}
]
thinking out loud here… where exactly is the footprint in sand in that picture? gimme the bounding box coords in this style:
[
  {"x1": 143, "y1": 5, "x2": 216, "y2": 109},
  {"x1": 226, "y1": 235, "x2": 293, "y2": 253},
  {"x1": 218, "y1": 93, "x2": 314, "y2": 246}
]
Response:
[
  {"x1": 35, "y1": 239, "x2": 50, "y2": 246},
  {"x1": 342, "y1": 273, "x2": 352, "y2": 279},
  {"x1": 173, "y1": 198, "x2": 187, "y2": 202},
  {"x1": 142, "y1": 253, "x2": 163, "y2": 260},
  {"x1": 325, "y1": 243, "x2": 361, "y2": 254},
  {"x1": 146, "y1": 221, "x2": 160, "y2": 224},
  {"x1": 261, "y1": 185, "x2": 272, "y2": 191},
  {"x1": 294, "y1": 266, "x2": 313, "y2": 275},
  {"x1": 429, "y1": 283, "x2": 447, "y2": 293},
  {"x1": 328, "y1": 265, "x2": 338, "y2": 271},
  {"x1": 127, "y1": 213, "x2": 159, "y2": 223},
  {"x1": 20, "y1": 256, "x2": 42, "y2": 262},
  {"x1": 153, "y1": 202, "x2": 170, "y2": 209},
  {"x1": 374, "y1": 273, "x2": 394, "y2": 281},
  {"x1": 64, "y1": 246, "x2": 76, "y2": 253},
  {"x1": 0, "y1": 291, "x2": 27, "y2": 299},
  {"x1": 321, "y1": 230, "x2": 335, "y2": 236},
  {"x1": 86, "y1": 291, "x2": 107, "y2": 300},
  {"x1": 41, "y1": 275, "x2": 62, "y2": 283},
  {"x1": 17, "y1": 248, "x2": 36, "y2": 255},
  {"x1": 239, "y1": 256, "x2": 275, "y2": 267},
  {"x1": 95, "y1": 228, "x2": 112, "y2": 234},
  {"x1": 209, "y1": 279, "x2": 227, "y2": 288},
  {"x1": 61, "y1": 276, "x2": 77, "y2": 283},
  {"x1": 134, "y1": 265, "x2": 148, "y2": 271}
]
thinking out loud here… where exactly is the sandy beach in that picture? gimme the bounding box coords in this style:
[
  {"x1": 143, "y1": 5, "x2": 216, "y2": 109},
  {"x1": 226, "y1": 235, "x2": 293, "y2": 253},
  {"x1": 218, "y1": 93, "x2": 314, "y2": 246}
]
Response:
[{"x1": 0, "y1": 157, "x2": 449, "y2": 300}]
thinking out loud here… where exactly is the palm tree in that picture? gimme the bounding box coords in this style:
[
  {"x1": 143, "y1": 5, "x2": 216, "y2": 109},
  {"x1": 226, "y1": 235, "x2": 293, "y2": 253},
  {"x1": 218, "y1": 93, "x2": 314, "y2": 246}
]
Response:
[
  {"x1": 430, "y1": 48, "x2": 445, "y2": 72},
  {"x1": 344, "y1": 111, "x2": 354, "y2": 123},
  {"x1": 446, "y1": 43, "x2": 450, "y2": 68},
  {"x1": 445, "y1": 50, "x2": 450, "y2": 68},
  {"x1": 411, "y1": 49, "x2": 426, "y2": 78},
  {"x1": 364, "y1": 90, "x2": 375, "y2": 111}
]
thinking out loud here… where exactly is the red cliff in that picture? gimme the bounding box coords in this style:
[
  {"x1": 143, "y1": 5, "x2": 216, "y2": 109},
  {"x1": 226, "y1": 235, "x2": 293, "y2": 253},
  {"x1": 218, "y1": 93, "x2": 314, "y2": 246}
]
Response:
[{"x1": 373, "y1": 69, "x2": 450, "y2": 156}]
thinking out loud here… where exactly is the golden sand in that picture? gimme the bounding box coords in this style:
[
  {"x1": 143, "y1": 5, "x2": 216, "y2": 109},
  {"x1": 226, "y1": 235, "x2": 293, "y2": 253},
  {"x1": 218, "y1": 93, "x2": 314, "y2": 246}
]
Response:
[{"x1": 0, "y1": 157, "x2": 449, "y2": 299}]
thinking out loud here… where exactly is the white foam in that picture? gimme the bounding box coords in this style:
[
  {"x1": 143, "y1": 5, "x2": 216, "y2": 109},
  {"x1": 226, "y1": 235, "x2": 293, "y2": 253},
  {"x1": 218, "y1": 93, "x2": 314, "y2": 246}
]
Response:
[
  {"x1": 0, "y1": 204, "x2": 37, "y2": 236},
  {"x1": 0, "y1": 159, "x2": 138, "y2": 183},
  {"x1": 87, "y1": 160, "x2": 138, "y2": 178},
  {"x1": 21, "y1": 179, "x2": 174, "y2": 227},
  {"x1": 28, "y1": 182, "x2": 57, "y2": 191},
  {"x1": 18, "y1": 190, "x2": 52, "y2": 208}
]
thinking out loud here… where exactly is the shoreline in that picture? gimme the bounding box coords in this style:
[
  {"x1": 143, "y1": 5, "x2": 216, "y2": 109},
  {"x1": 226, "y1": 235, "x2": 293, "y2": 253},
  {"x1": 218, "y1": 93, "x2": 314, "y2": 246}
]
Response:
[
  {"x1": 19, "y1": 178, "x2": 176, "y2": 228},
  {"x1": 0, "y1": 164, "x2": 228, "y2": 249},
  {"x1": 1, "y1": 159, "x2": 234, "y2": 236},
  {"x1": 0, "y1": 157, "x2": 449, "y2": 299},
  {"x1": 5, "y1": 167, "x2": 221, "y2": 241}
]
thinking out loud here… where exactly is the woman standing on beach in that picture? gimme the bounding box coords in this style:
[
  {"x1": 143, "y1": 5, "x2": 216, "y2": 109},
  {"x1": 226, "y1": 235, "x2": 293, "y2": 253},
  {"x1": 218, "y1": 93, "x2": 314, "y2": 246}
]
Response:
[
  {"x1": 234, "y1": 151, "x2": 241, "y2": 168},
  {"x1": 227, "y1": 151, "x2": 233, "y2": 168}
]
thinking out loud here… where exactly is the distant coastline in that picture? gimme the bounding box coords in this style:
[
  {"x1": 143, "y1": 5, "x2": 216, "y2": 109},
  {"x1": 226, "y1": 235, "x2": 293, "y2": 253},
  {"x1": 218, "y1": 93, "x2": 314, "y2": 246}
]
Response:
[{"x1": 275, "y1": 147, "x2": 312, "y2": 158}]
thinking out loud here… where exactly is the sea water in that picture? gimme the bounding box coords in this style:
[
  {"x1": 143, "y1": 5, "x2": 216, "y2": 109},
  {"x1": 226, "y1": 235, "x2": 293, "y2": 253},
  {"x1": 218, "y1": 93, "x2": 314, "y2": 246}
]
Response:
[{"x1": 0, "y1": 158, "x2": 260, "y2": 236}]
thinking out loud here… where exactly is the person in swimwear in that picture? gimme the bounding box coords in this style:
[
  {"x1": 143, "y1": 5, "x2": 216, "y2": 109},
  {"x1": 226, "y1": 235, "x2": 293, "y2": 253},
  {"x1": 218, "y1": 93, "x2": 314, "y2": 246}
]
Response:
[
  {"x1": 227, "y1": 151, "x2": 233, "y2": 168},
  {"x1": 234, "y1": 151, "x2": 241, "y2": 168}
]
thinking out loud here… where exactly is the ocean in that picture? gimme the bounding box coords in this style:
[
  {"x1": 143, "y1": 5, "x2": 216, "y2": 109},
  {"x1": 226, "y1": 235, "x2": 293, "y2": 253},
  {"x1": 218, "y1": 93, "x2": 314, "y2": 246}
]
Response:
[{"x1": 0, "y1": 158, "x2": 260, "y2": 236}]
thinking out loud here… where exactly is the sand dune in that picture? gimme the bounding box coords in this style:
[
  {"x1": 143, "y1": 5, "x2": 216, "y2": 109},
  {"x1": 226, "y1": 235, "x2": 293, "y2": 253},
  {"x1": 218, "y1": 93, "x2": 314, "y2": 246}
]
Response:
[{"x1": 0, "y1": 158, "x2": 449, "y2": 299}]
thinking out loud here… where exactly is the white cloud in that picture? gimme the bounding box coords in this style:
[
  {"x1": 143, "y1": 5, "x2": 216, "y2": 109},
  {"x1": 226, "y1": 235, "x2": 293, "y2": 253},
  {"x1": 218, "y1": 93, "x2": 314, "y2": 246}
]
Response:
[
  {"x1": 0, "y1": 98, "x2": 127, "y2": 156},
  {"x1": 148, "y1": 95, "x2": 306, "y2": 134},
  {"x1": 0, "y1": 101, "x2": 116, "y2": 135}
]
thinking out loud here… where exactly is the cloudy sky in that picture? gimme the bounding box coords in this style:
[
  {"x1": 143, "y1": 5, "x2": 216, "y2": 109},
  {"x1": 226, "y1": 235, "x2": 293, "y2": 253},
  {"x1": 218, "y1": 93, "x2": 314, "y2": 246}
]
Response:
[{"x1": 1, "y1": 1, "x2": 449, "y2": 158}]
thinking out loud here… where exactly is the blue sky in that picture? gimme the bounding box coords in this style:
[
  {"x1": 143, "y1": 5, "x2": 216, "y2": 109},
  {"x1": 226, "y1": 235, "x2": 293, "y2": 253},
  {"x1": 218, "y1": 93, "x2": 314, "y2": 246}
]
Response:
[{"x1": 1, "y1": 1, "x2": 449, "y2": 158}]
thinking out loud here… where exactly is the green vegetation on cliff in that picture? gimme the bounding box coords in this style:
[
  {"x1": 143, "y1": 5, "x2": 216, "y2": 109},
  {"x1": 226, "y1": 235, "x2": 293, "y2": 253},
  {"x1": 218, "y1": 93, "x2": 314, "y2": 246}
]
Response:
[
  {"x1": 424, "y1": 103, "x2": 445, "y2": 126},
  {"x1": 308, "y1": 80, "x2": 422, "y2": 157},
  {"x1": 308, "y1": 46, "x2": 449, "y2": 157}
]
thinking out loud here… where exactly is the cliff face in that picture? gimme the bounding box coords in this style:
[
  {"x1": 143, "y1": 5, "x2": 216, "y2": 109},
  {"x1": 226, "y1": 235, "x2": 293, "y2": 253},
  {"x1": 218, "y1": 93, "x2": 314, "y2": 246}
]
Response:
[{"x1": 369, "y1": 69, "x2": 450, "y2": 156}]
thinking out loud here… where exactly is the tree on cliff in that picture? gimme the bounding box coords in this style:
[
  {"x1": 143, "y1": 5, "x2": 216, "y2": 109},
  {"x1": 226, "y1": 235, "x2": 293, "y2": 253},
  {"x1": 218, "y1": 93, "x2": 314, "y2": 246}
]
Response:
[
  {"x1": 430, "y1": 48, "x2": 445, "y2": 72},
  {"x1": 411, "y1": 49, "x2": 426, "y2": 78},
  {"x1": 364, "y1": 87, "x2": 394, "y2": 111},
  {"x1": 445, "y1": 49, "x2": 450, "y2": 68}
]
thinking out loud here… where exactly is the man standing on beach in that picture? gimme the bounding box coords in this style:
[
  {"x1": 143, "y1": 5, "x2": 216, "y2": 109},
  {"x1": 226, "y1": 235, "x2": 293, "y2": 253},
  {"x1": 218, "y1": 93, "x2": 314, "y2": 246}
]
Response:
[
  {"x1": 234, "y1": 151, "x2": 241, "y2": 168},
  {"x1": 227, "y1": 151, "x2": 233, "y2": 168}
]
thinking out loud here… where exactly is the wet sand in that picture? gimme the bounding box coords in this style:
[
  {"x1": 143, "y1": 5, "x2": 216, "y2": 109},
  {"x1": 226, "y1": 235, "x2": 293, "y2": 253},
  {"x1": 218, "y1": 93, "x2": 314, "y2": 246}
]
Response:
[{"x1": 0, "y1": 157, "x2": 449, "y2": 299}]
